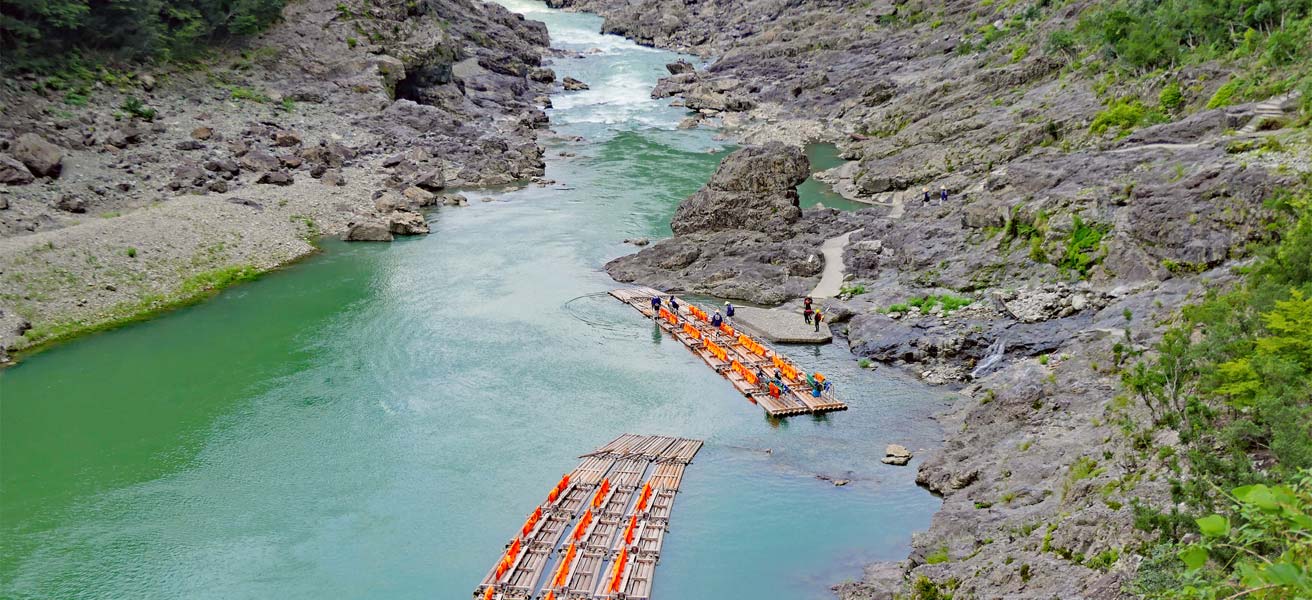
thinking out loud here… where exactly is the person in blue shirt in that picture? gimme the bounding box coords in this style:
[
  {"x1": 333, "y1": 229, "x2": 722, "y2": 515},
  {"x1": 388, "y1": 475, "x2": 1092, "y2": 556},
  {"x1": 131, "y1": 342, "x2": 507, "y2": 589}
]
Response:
[
  {"x1": 669, "y1": 296, "x2": 679, "y2": 313},
  {"x1": 650, "y1": 295, "x2": 661, "y2": 317},
  {"x1": 724, "y1": 301, "x2": 735, "y2": 318},
  {"x1": 939, "y1": 185, "x2": 949, "y2": 204},
  {"x1": 710, "y1": 310, "x2": 723, "y2": 327}
]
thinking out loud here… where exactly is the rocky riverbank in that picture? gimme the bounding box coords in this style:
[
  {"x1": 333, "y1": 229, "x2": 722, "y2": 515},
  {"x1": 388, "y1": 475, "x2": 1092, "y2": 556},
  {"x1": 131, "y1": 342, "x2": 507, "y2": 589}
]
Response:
[
  {"x1": 0, "y1": 0, "x2": 563, "y2": 362},
  {"x1": 576, "y1": 0, "x2": 1311, "y2": 597}
]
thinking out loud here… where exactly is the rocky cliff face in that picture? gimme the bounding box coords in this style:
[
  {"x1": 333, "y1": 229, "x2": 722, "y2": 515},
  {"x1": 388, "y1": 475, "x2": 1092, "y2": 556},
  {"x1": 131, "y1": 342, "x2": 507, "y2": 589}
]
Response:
[
  {"x1": 573, "y1": 0, "x2": 1311, "y2": 597},
  {"x1": 0, "y1": 0, "x2": 559, "y2": 361}
]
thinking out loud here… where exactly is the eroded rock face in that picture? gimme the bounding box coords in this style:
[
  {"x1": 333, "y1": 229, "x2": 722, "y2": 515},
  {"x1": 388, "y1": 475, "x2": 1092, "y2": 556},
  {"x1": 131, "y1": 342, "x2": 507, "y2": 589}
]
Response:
[{"x1": 671, "y1": 142, "x2": 807, "y2": 235}]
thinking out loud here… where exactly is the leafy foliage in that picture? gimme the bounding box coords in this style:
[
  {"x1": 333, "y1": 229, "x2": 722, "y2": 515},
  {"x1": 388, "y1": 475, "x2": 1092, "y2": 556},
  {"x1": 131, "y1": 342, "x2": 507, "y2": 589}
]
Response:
[
  {"x1": 1076, "y1": 0, "x2": 1312, "y2": 72},
  {"x1": 1169, "y1": 474, "x2": 1312, "y2": 599},
  {"x1": 1127, "y1": 192, "x2": 1312, "y2": 594},
  {"x1": 1, "y1": 0, "x2": 287, "y2": 71}
]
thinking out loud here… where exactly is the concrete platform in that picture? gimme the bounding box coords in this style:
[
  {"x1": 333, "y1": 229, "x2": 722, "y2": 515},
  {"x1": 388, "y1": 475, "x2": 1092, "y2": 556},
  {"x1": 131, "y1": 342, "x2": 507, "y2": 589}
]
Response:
[{"x1": 731, "y1": 306, "x2": 832, "y2": 344}]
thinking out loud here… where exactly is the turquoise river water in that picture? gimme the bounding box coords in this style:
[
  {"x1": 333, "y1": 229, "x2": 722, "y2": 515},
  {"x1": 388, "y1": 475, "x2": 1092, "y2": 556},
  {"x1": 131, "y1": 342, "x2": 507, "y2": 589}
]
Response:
[{"x1": 0, "y1": 2, "x2": 944, "y2": 598}]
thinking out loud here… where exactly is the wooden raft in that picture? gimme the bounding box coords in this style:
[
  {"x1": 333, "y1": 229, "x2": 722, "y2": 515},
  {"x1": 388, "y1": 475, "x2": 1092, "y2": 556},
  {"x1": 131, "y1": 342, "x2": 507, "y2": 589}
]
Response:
[
  {"x1": 609, "y1": 286, "x2": 848, "y2": 417},
  {"x1": 474, "y1": 434, "x2": 704, "y2": 600}
]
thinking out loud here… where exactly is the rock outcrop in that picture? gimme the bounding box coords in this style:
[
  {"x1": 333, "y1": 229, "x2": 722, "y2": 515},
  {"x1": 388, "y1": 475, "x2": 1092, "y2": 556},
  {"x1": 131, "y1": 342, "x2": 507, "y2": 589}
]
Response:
[
  {"x1": 606, "y1": 143, "x2": 859, "y2": 304},
  {"x1": 670, "y1": 142, "x2": 806, "y2": 235}
]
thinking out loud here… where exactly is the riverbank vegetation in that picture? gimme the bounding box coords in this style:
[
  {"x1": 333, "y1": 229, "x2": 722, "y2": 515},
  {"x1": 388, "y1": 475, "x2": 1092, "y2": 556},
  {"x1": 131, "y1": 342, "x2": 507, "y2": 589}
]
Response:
[
  {"x1": 0, "y1": 0, "x2": 286, "y2": 72},
  {"x1": 1120, "y1": 187, "x2": 1312, "y2": 598},
  {"x1": 1045, "y1": 0, "x2": 1312, "y2": 133}
]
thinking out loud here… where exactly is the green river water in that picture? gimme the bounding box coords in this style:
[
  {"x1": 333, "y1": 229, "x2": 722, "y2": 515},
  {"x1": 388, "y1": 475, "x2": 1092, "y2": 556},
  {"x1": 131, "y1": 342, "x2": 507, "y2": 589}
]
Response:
[{"x1": 0, "y1": 3, "x2": 942, "y2": 598}]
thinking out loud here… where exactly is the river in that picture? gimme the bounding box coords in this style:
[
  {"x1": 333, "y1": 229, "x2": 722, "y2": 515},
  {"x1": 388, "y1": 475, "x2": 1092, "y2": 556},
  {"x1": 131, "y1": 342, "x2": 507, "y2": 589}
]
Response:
[{"x1": 0, "y1": 2, "x2": 943, "y2": 598}]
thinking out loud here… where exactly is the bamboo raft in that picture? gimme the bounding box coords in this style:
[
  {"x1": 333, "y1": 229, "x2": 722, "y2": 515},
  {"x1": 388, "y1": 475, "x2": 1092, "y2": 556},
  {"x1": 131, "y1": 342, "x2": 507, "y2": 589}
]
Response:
[
  {"x1": 474, "y1": 434, "x2": 704, "y2": 600},
  {"x1": 609, "y1": 286, "x2": 848, "y2": 417}
]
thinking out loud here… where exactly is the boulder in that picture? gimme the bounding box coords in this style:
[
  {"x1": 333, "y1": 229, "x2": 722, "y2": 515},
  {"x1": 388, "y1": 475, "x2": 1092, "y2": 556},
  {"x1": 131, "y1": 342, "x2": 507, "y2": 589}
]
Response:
[
  {"x1": 240, "y1": 150, "x2": 281, "y2": 172},
  {"x1": 55, "y1": 194, "x2": 86, "y2": 213},
  {"x1": 666, "y1": 60, "x2": 695, "y2": 75},
  {"x1": 413, "y1": 167, "x2": 445, "y2": 192},
  {"x1": 191, "y1": 126, "x2": 213, "y2": 140},
  {"x1": 442, "y1": 194, "x2": 469, "y2": 206},
  {"x1": 273, "y1": 131, "x2": 302, "y2": 147},
  {"x1": 563, "y1": 77, "x2": 589, "y2": 91},
  {"x1": 11, "y1": 133, "x2": 63, "y2": 177},
  {"x1": 882, "y1": 444, "x2": 913, "y2": 466},
  {"x1": 528, "y1": 67, "x2": 556, "y2": 83},
  {"x1": 345, "y1": 219, "x2": 393, "y2": 241},
  {"x1": 670, "y1": 142, "x2": 807, "y2": 235},
  {"x1": 321, "y1": 169, "x2": 346, "y2": 187},
  {"x1": 388, "y1": 209, "x2": 430, "y2": 235},
  {"x1": 257, "y1": 170, "x2": 294, "y2": 186},
  {"x1": 402, "y1": 186, "x2": 437, "y2": 206},
  {"x1": 0, "y1": 154, "x2": 34, "y2": 185}
]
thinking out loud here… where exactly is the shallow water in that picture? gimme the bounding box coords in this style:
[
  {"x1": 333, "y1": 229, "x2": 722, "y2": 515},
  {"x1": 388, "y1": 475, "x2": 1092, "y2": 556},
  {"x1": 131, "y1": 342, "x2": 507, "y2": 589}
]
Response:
[{"x1": 0, "y1": 3, "x2": 944, "y2": 599}]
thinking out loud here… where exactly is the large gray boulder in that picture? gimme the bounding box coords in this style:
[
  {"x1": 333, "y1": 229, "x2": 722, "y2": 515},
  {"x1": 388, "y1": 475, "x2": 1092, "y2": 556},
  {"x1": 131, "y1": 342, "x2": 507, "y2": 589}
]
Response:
[
  {"x1": 671, "y1": 142, "x2": 807, "y2": 235},
  {"x1": 11, "y1": 133, "x2": 63, "y2": 177},
  {"x1": 0, "y1": 154, "x2": 34, "y2": 185}
]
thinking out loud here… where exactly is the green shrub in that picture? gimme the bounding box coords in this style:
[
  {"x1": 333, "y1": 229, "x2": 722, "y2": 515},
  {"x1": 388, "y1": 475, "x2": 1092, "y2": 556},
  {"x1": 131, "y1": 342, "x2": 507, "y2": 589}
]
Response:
[
  {"x1": 1010, "y1": 43, "x2": 1030, "y2": 63},
  {"x1": 1159, "y1": 81, "x2": 1184, "y2": 112},
  {"x1": 1058, "y1": 215, "x2": 1109, "y2": 278},
  {"x1": 125, "y1": 247, "x2": 137, "y2": 258},
  {"x1": 120, "y1": 96, "x2": 156, "y2": 121},
  {"x1": 1207, "y1": 79, "x2": 1242, "y2": 109},
  {"x1": 924, "y1": 547, "x2": 950, "y2": 564},
  {"x1": 1090, "y1": 98, "x2": 1147, "y2": 135}
]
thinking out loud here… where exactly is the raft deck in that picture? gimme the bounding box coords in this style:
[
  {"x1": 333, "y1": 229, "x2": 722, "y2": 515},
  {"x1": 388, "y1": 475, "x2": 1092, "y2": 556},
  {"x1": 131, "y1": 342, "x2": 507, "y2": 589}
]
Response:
[
  {"x1": 474, "y1": 434, "x2": 703, "y2": 600},
  {"x1": 609, "y1": 287, "x2": 848, "y2": 418}
]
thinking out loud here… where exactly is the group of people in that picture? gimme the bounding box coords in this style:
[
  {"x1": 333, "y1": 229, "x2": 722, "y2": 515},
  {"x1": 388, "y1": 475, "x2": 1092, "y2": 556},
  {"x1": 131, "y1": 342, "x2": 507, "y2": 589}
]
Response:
[
  {"x1": 922, "y1": 185, "x2": 950, "y2": 205},
  {"x1": 802, "y1": 296, "x2": 824, "y2": 332},
  {"x1": 650, "y1": 295, "x2": 735, "y2": 326},
  {"x1": 647, "y1": 293, "x2": 833, "y2": 398}
]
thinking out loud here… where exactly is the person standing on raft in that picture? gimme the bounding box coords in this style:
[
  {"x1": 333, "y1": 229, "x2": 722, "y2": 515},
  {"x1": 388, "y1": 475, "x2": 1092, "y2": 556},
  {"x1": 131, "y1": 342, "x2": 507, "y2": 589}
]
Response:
[
  {"x1": 650, "y1": 294, "x2": 661, "y2": 317},
  {"x1": 724, "y1": 301, "x2": 735, "y2": 320},
  {"x1": 813, "y1": 310, "x2": 824, "y2": 332},
  {"x1": 669, "y1": 296, "x2": 679, "y2": 315},
  {"x1": 803, "y1": 306, "x2": 814, "y2": 324},
  {"x1": 711, "y1": 310, "x2": 723, "y2": 327}
]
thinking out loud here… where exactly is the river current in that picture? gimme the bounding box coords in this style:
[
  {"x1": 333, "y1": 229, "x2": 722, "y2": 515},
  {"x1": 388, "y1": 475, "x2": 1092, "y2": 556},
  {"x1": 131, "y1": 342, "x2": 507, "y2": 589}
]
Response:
[{"x1": 0, "y1": 3, "x2": 943, "y2": 598}]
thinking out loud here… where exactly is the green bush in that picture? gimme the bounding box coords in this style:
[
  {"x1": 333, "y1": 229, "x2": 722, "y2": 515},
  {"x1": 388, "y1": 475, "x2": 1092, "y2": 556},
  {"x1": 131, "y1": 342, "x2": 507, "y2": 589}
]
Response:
[
  {"x1": 1058, "y1": 215, "x2": 1110, "y2": 278},
  {"x1": 1159, "y1": 81, "x2": 1184, "y2": 112},
  {"x1": 120, "y1": 96, "x2": 156, "y2": 121},
  {"x1": 1207, "y1": 80, "x2": 1242, "y2": 109},
  {"x1": 1090, "y1": 98, "x2": 1147, "y2": 135}
]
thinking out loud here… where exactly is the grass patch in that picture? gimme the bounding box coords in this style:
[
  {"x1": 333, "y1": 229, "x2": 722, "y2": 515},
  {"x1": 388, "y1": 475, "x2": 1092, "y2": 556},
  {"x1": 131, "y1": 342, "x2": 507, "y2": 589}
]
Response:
[{"x1": 16, "y1": 264, "x2": 264, "y2": 355}]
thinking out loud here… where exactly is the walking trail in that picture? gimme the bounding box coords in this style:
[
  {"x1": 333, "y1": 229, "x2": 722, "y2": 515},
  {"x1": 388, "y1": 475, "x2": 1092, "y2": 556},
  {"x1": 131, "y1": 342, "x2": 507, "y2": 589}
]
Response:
[{"x1": 810, "y1": 229, "x2": 862, "y2": 298}]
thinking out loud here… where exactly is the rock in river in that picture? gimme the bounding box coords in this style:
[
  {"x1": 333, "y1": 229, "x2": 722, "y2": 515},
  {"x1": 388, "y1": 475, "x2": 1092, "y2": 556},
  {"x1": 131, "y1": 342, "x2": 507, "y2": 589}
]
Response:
[{"x1": 882, "y1": 444, "x2": 912, "y2": 466}]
